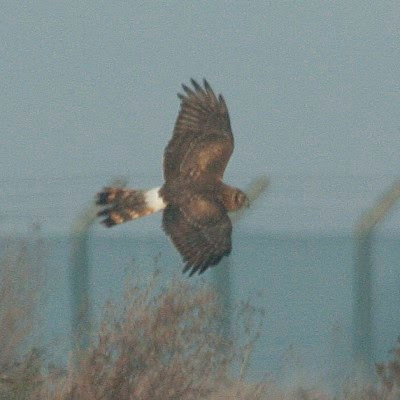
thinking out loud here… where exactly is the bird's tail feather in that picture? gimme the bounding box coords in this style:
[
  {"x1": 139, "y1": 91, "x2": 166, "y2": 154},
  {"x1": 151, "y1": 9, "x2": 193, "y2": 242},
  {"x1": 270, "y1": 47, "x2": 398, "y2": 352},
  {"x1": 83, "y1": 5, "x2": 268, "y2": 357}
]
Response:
[{"x1": 96, "y1": 186, "x2": 165, "y2": 227}]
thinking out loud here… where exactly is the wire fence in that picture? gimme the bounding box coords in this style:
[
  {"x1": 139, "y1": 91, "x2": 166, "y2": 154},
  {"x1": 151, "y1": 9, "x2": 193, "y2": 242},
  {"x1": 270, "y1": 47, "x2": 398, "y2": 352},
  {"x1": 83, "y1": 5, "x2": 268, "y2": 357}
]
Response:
[
  {"x1": 1, "y1": 173, "x2": 400, "y2": 233},
  {"x1": 0, "y1": 174, "x2": 400, "y2": 382}
]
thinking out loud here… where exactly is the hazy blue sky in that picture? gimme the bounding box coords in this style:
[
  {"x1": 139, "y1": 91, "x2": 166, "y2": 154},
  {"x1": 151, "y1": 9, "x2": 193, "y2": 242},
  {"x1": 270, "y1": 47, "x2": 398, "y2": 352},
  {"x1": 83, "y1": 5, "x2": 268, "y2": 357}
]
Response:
[{"x1": 1, "y1": 1, "x2": 399, "y2": 234}]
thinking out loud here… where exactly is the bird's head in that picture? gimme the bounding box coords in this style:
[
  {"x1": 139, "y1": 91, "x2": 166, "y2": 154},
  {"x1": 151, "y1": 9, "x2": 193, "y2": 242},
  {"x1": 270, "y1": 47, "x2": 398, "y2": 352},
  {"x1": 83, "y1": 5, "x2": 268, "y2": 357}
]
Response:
[{"x1": 226, "y1": 188, "x2": 249, "y2": 212}]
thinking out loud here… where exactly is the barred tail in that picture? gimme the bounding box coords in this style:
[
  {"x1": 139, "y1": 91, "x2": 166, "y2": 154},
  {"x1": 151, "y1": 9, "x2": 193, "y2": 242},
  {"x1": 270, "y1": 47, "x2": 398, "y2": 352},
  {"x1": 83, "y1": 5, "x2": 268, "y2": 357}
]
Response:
[{"x1": 96, "y1": 186, "x2": 166, "y2": 227}]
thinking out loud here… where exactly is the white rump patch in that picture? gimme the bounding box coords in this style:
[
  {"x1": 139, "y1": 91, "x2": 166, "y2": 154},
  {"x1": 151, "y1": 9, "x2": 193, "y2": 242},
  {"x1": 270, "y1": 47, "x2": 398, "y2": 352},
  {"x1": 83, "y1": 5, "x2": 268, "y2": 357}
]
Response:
[{"x1": 144, "y1": 187, "x2": 166, "y2": 212}]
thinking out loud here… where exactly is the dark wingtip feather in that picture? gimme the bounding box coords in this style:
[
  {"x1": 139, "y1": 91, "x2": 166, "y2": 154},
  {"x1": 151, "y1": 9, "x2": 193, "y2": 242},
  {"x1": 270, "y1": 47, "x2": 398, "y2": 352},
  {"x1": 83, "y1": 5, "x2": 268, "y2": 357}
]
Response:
[
  {"x1": 182, "y1": 251, "x2": 229, "y2": 276},
  {"x1": 190, "y1": 78, "x2": 203, "y2": 93},
  {"x1": 198, "y1": 264, "x2": 210, "y2": 275},
  {"x1": 177, "y1": 92, "x2": 185, "y2": 100},
  {"x1": 203, "y1": 79, "x2": 218, "y2": 103},
  {"x1": 182, "y1": 262, "x2": 202, "y2": 277},
  {"x1": 96, "y1": 191, "x2": 109, "y2": 205},
  {"x1": 101, "y1": 217, "x2": 116, "y2": 228},
  {"x1": 182, "y1": 263, "x2": 192, "y2": 274},
  {"x1": 97, "y1": 208, "x2": 109, "y2": 217},
  {"x1": 203, "y1": 79, "x2": 211, "y2": 91},
  {"x1": 188, "y1": 266, "x2": 200, "y2": 277},
  {"x1": 182, "y1": 83, "x2": 195, "y2": 96}
]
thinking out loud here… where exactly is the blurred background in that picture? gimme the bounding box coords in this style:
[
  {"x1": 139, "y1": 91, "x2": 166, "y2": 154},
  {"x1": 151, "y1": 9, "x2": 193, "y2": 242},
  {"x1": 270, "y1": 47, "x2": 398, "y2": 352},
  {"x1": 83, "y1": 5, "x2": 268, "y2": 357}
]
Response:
[{"x1": 1, "y1": 1, "x2": 399, "y2": 390}]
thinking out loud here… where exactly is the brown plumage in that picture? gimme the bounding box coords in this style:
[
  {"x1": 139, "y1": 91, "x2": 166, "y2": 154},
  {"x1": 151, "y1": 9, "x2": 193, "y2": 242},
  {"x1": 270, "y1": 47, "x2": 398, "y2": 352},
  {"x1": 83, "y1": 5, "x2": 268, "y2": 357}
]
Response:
[{"x1": 96, "y1": 79, "x2": 249, "y2": 276}]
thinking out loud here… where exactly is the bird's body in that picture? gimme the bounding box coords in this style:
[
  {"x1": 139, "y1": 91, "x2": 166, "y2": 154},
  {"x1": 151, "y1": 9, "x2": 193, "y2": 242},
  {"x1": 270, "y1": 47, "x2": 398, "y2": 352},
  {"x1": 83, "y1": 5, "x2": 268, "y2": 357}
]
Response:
[{"x1": 97, "y1": 79, "x2": 248, "y2": 276}]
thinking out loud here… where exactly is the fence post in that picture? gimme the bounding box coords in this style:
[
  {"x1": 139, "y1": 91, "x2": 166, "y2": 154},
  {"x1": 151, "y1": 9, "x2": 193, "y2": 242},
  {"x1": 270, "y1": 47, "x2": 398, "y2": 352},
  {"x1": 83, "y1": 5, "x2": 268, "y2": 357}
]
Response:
[
  {"x1": 69, "y1": 204, "x2": 97, "y2": 357},
  {"x1": 213, "y1": 176, "x2": 269, "y2": 337},
  {"x1": 353, "y1": 179, "x2": 400, "y2": 377},
  {"x1": 70, "y1": 178, "x2": 126, "y2": 360}
]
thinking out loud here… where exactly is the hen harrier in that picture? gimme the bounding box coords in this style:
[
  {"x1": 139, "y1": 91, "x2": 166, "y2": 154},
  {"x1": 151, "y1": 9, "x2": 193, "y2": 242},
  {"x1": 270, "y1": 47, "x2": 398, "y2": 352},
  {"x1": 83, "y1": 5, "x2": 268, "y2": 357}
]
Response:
[{"x1": 96, "y1": 79, "x2": 249, "y2": 276}]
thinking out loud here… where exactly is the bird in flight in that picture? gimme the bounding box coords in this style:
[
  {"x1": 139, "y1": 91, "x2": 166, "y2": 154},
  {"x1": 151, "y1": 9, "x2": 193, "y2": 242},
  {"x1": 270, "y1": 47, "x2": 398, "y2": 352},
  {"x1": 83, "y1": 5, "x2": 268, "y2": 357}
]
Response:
[{"x1": 96, "y1": 79, "x2": 249, "y2": 276}]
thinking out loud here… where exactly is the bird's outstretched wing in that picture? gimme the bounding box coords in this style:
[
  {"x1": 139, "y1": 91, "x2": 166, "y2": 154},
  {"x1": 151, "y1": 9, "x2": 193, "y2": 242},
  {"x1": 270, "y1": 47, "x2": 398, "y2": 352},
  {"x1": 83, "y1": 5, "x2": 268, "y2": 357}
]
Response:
[
  {"x1": 163, "y1": 79, "x2": 234, "y2": 183},
  {"x1": 162, "y1": 195, "x2": 232, "y2": 276}
]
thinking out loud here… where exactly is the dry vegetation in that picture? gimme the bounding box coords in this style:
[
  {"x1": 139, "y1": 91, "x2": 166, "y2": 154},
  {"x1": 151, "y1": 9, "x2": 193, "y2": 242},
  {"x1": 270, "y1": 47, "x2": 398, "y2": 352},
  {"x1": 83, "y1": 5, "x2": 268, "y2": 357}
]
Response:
[
  {"x1": 0, "y1": 236, "x2": 44, "y2": 399},
  {"x1": 1, "y1": 238, "x2": 400, "y2": 399}
]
